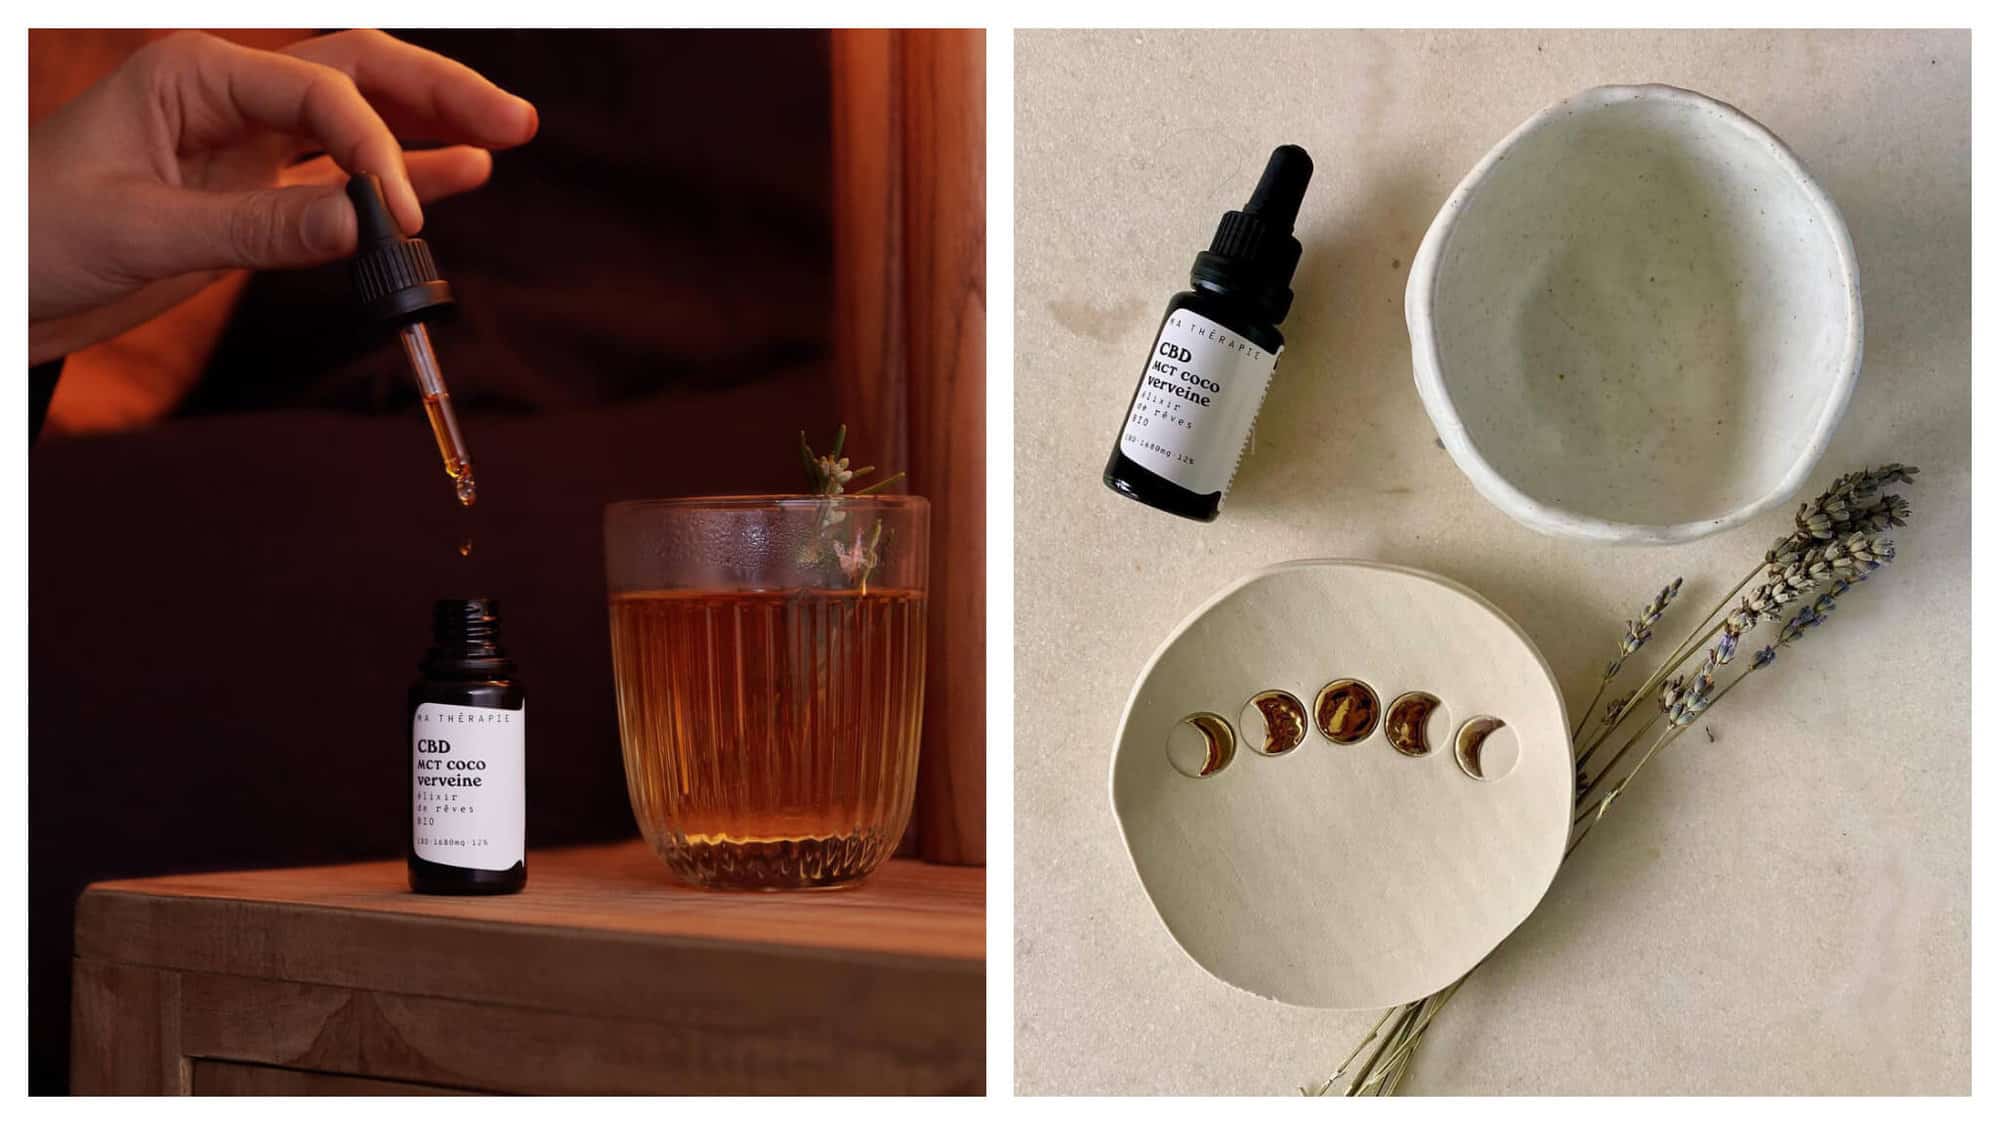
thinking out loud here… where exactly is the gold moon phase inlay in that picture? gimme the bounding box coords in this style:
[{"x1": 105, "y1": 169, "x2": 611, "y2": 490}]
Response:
[
  {"x1": 1384, "y1": 691, "x2": 1443, "y2": 757},
  {"x1": 1314, "y1": 679, "x2": 1380, "y2": 745},
  {"x1": 1167, "y1": 712, "x2": 1237, "y2": 779},
  {"x1": 1244, "y1": 690, "x2": 1308, "y2": 756},
  {"x1": 1454, "y1": 715, "x2": 1511, "y2": 780}
]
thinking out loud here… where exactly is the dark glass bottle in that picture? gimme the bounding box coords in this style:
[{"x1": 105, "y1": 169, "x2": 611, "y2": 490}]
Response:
[
  {"x1": 408, "y1": 597, "x2": 526, "y2": 894},
  {"x1": 1103, "y1": 145, "x2": 1314, "y2": 522}
]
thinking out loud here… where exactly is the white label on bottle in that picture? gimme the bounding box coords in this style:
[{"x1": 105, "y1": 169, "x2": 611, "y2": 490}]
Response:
[
  {"x1": 1117, "y1": 309, "x2": 1281, "y2": 498},
  {"x1": 413, "y1": 702, "x2": 525, "y2": 871}
]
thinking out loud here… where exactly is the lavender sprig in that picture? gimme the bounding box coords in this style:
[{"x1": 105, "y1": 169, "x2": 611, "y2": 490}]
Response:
[
  {"x1": 1571, "y1": 578, "x2": 1682, "y2": 741},
  {"x1": 1583, "y1": 470, "x2": 1914, "y2": 762},
  {"x1": 1618, "y1": 579, "x2": 1684, "y2": 675},
  {"x1": 1582, "y1": 535, "x2": 1891, "y2": 816},
  {"x1": 1579, "y1": 614, "x2": 1737, "y2": 800}
]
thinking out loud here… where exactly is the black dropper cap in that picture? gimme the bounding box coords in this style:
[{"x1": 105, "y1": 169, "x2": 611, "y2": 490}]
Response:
[
  {"x1": 346, "y1": 172, "x2": 454, "y2": 328},
  {"x1": 1190, "y1": 144, "x2": 1314, "y2": 323}
]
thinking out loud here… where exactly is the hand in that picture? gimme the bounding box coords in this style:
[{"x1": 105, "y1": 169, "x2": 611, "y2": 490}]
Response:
[{"x1": 29, "y1": 29, "x2": 538, "y2": 364}]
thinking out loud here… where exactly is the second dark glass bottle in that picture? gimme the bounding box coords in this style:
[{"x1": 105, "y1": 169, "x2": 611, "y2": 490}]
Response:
[{"x1": 1103, "y1": 144, "x2": 1314, "y2": 522}]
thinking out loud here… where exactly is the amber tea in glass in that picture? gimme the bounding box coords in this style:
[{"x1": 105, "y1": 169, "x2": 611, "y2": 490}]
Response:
[{"x1": 604, "y1": 495, "x2": 929, "y2": 890}]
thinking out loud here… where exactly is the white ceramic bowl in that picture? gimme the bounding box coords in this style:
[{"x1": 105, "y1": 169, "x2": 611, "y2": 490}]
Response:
[{"x1": 1407, "y1": 85, "x2": 1862, "y2": 544}]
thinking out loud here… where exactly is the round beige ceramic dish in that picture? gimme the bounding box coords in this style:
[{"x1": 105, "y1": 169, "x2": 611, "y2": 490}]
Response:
[
  {"x1": 1109, "y1": 560, "x2": 1572, "y2": 1010},
  {"x1": 1407, "y1": 84, "x2": 1862, "y2": 544}
]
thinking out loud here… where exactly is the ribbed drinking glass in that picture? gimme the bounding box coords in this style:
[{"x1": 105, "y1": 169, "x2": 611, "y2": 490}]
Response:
[{"x1": 604, "y1": 495, "x2": 929, "y2": 890}]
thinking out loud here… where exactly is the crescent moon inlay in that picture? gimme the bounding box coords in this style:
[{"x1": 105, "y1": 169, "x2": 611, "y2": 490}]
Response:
[
  {"x1": 1453, "y1": 715, "x2": 1511, "y2": 780},
  {"x1": 1244, "y1": 690, "x2": 1308, "y2": 756},
  {"x1": 1314, "y1": 679, "x2": 1381, "y2": 744},
  {"x1": 1167, "y1": 712, "x2": 1237, "y2": 779},
  {"x1": 1384, "y1": 691, "x2": 1443, "y2": 757}
]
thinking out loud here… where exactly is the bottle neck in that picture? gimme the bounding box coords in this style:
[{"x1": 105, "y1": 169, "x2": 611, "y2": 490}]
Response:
[{"x1": 423, "y1": 598, "x2": 515, "y2": 680}]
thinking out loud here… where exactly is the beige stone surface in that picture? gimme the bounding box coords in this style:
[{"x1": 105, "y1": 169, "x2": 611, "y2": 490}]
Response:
[{"x1": 1013, "y1": 28, "x2": 1969, "y2": 1095}]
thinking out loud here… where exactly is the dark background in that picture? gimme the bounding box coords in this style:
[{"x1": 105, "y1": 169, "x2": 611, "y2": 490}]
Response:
[{"x1": 30, "y1": 29, "x2": 838, "y2": 1095}]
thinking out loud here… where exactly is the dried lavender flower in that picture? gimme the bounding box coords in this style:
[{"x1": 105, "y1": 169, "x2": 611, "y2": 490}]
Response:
[
  {"x1": 1830, "y1": 530, "x2": 1894, "y2": 572},
  {"x1": 1647, "y1": 578, "x2": 1683, "y2": 617},
  {"x1": 1739, "y1": 565, "x2": 1812, "y2": 622},
  {"x1": 1764, "y1": 536, "x2": 1805, "y2": 568},
  {"x1": 1795, "y1": 499, "x2": 1845, "y2": 540},
  {"x1": 1855, "y1": 493, "x2": 1911, "y2": 531},
  {"x1": 1832, "y1": 466, "x2": 1918, "y2": 523},
  {"x1": 1659, "y1": 631, "x2": 1725, "y2": 727},
  {"x1": 1859, "y1": 463, "x2": 1919, "y2": 491},
  {"x1": 1604, "y1": 578, "x2": 1682, "y2": 678},
  {"x1": 1659, "y1": 674, "x2": 1683, "y2": 714},
  {"x1": 1743, "y1": 566, "x2": 1873, "y2": 678},
  {"x1": 1776, "y1": 597, "x2": 1829, "y2": 645},
  {"x1": 1661, "y1": 664, "x2": 1715, "y2": 728},
  {"x1": 1795, "y1": 475, "x2": 1856, "y2": 540},
  {"x1": 1739, "y1": 528, "x2": 1894, "y2": 625},
  {"x1": 1714, "y1": 619, "x2": 1740, "y2": 666},
  {"x1": 1605, "y1": 626, "x2": 1648, "y2": 678},
  {"x1": 1776, "y1": 466, "x2": 1918, "y2": 578}
]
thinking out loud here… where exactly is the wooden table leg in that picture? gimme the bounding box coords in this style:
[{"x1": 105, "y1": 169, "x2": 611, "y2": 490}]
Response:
[{"x1": 71, "y1": 959, "x2": 188, "y2": 1095}]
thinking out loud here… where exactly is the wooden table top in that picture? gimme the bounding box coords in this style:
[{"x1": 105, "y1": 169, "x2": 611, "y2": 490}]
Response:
[
  {"x1": 74, "y1": 841, "x2": 986, "y2": 1094},
  {"x1": 81, "y1": 839, "x2": 985, "y2": 966}
]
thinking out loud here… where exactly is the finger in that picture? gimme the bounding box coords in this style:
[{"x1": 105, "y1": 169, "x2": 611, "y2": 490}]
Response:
[
  {"x1": 133, "y1": 179, "x2": 359, "y2": 273},
  {"x1": 285, "y1": 30, "x2": 538, "y2": 150},
  {"x1": 123, "y1": 148, "x2": 492, "y2": 282},
  {"x1": 283, "y1": 146, "x2": 495, "y2": 204},
  {"x1": 151, "y1": 31, "x2": 424, "y2": 232}
]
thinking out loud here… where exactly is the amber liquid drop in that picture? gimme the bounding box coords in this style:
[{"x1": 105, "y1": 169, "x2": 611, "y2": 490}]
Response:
[{"x1": 610, "y1": 586, "x2": 927, "y2": 890}]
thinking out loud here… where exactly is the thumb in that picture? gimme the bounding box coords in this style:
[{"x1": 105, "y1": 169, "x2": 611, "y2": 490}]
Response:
[{"x1": 153, "y1": 183, "x2": 359, "y2": 273}]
